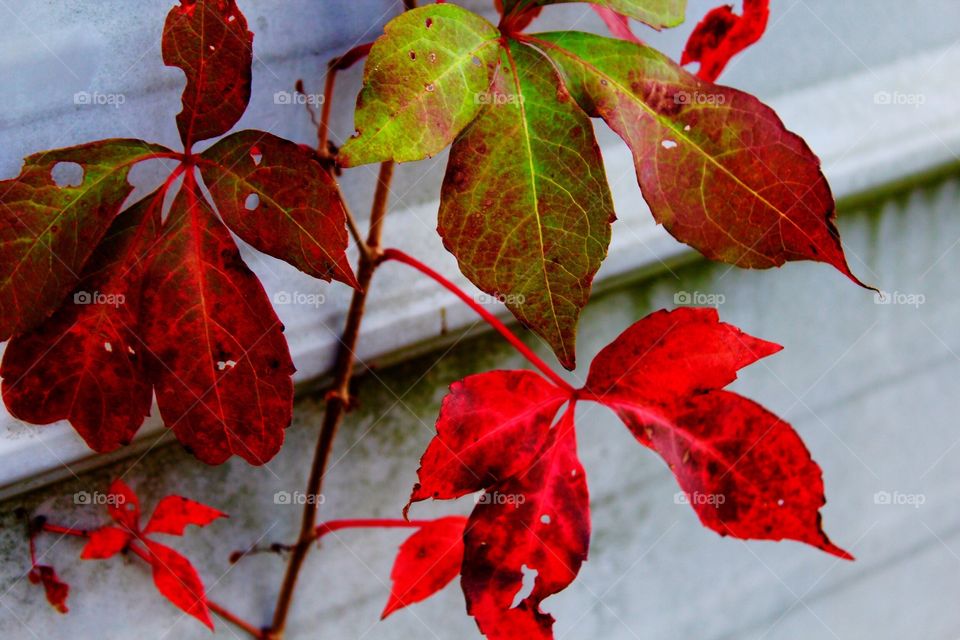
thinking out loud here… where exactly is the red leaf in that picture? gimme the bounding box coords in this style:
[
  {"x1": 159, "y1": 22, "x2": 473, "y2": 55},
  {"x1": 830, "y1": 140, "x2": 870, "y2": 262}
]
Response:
[
  {"x1": 461, "y1": 408, "x2": 589, "y2": 639},
  {"x1": 682, "y1": 0, "x2": 770, "y2": 81},
  {"x1": 144, "y1": 496, "x2": 226, "y2": 536},
  {"x1": 162, "y1": 0, "x2": 253, "y2": 149},
  {"x1": 382, "y1": 516, "x2": 468, "y2": 619},
  {"x1": 145, "y1": 540, "x2": 214, "y2": 629},
  {"x1": 81, "y1": 526, "x2": 132, "y2": 560},
  {"x1": 1, "y1": 190, "x2": 161, "y2": 452},
  {"x1": 406, "y1": 371, "x2": 569, "y2": 514},
  {"x1": 0, "y1": 140, "x2": 170, "y2": 340},
  {"x1": 28, "y1": 565, "x2": 69, "y2": 614},
  {"x1": 536, "y1": 32, "x2": 869, "y2": 287},
  {"x1": 142, "y1": 174, "x2": 295, "y2": 465},
  {"x1": 107, "y1": 479, "x2": 141, "y2": 530},
  {"x1": 591, "y1": 6, "x2": 641, "y2": 43},
  {"x1": 199, "y1": 130, "x2": 358, "y2": 287},
  {"x1": 583, "y1": 308, "x2": 851, "y2": 558}
]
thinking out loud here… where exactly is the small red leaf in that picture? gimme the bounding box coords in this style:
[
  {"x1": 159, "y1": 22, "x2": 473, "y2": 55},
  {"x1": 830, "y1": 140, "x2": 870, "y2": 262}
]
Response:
[
  {"x1": 162, "y1": 0, "x2": 253, "y2": 148},
  {"x1": 145, "y1": 540, "x2": 214, "y2": 629},
  {"x1": 144, "y1": 496, "x2": 226, "y2": 536},
  {"x1": 462, "y1": 408, "x2": 589, "y2": 639},
  {"x1": 200, "y1": 130, "x2": 358, "y2": 287},
  {"x1": 28, "y1": 565, "x2": 69, "y2": 614},
  {"x1": 81, "y1": 526, "x2": 132, "y2": 560},
  {"x1": 682, "y1": 0, "x2": 770, "y2": 81},
  {"x1": 1, "y1": 190, "x2": 161, "y2": 452},
  {"x1": 382, "y1": 516, "x2": 468, "y2": 619},
  {"x1": 142, "y1": 175, "x2": 295, "y2": 465},
  {"x1": 406, "y1": 371, "x2": 568, "y2": 514},
  {"x1": 107, "y1": 479, "x2": 141, "y2": 530},
  {"x1": 584, "y1": 308, "x2": 850, "y2": 558}
]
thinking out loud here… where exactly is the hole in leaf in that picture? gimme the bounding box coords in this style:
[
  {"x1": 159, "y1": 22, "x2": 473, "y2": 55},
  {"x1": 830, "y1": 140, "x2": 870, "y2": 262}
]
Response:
[
  {"x1": 250, "y1": 146, "x2": 263, "y2": 165},
  {"x1": 245, "y1": 194, "x2": 260, "y2": 211},
  {"x1": 662, "y1": 140, "x2": 678, "y2": 149},
  {"x1": 540, "y1": 514, "x2": 551, "y2": 525},
  {"x1": 208, "y1": 44, "x2": 216, "y2": 52},
  {"x1": 428, "y1": 52, "x2": 437, "y2": 63},
  {"x1": 227, "y1": 14, "x2": 236, "y2": 22},
  {"x1": 425, "y1": 83, "x2": 435, "y2": 92},
  {"x1": 511, "y1": 565, "x2": 537, "y2": 608},
  {"x1": 104, "y1": 342, "x2": 113, "y2": 352},
  {"x1": 472, "y1": 56, "x2": 482, "y2": 67},
  {"x1": 51, "y1": 162, "x2": 84, "y2": 188}
]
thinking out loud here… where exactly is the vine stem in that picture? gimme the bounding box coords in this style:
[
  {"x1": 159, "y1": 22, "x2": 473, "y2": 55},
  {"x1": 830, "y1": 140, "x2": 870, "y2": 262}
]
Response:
[
  {"x1": 35, "y1": 524, "x2": 264, "y2": 639},
  {"x1": 380, "y1": 249, "x2": 574, "y2": 393},
  {"x1": 268, "y1": 161, "x2": 395, "y2": 639}
]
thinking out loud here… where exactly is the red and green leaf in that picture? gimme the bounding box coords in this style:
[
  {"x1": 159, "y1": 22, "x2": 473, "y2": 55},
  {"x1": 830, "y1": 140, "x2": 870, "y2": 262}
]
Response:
[
  {"x1": 142, "y1": 174, "x2": 294, "y2": 465},
  {"x1": 162, "y1": 0, "x2": 253, "y2": 149},
  {"x1": 382, "y1": 516, "x2": 468, "y2": 618},
  {"x1": 583, "y1": 308, "x2": 851, "y2": 558},
  {"x1": 462, "y1": 408, "x2": 590, "y2": 640},
  {"x1": 200, "y1": 130, "x2": 357, "y2": 286},
  {"x1": 1, "y1": 189, "x2": 162, "y2": 452},
  {"x1": 339, "y1": 4, "x2": 501, "y2": 166},
  {"x1": 0, "y1": 140, "x2": 169, "y2": 340},
  {"x1": 500, "y1": 0, "x2": 685, "y2": 30},
  {"x1": 533, "y1": 31, "x2": 869, "y2": 287},
  {"x1": 682, "y1": 0, "x2": 770, "y2": 81},
  {"x1": 406, "y1": 370, "x2": 568, "y2": 512},
  {"x1": 439, "y1": 41, "x2": 615, "y2": 369}
]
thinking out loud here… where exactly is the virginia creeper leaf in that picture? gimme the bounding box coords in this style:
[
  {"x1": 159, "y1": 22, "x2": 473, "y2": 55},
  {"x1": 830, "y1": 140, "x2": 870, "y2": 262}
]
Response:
[
  {"x1": 382, "y1": 516, "x2": 468, "y2": 619},
  {"x1": 338, "y1": 4, "x2": 501, "y2": 166},
  {"x1": 534, "y1": 32, "x2": 869, "y2": 287},
  {"x1": 1, "y1": 190, "x2": 161, "y2": 452},
  {"x1": 200, "y1": 130, "x2": 357, "y2": 287},
  {"x1": 406, "y1": 370, "x2": 569, "y2": 514},
  {"x1": 81, "y1": 526, "x2": 132, "y2": 560},
  {"x1": 162, "y1": 0, "x2": 253, "y2": 148},
  {"x1": 142, "y1": 176, "x2": 294, "y2": 465},
  {"x1": 439, "y1": 41, "x2": 615, "y2": 369},
  {"x1": 682, "y1": 0, "x2": 770, "y2": 81},
  {"x1": 145, "y1": 539, "x2": 214, "y2": 629},
  {"x1": 0, "y1": 140, "x2": 169, "y2": 340},
  {"x1": 501, "y1": 0, "x2": 685, "y2": 30},
  {"x1": 107, "y1": 479, "x2": 141, "y2": 530},
  {"x1": 28, "y1": 565, "x2": 69, "y2": 614},
  {"x1": 462, "y1": 408, "x2": 589, "y2": 639},
  {"x1": 583, "y1": 308, "x2": 851, "y2": 558},
  {"x1": 144, "y1": 496, "x2": 227, "y2": 536}
]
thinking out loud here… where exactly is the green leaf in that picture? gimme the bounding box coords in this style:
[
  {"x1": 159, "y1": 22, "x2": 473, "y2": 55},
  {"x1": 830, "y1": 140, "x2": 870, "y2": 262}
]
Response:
[
  {"x1": 533, "y1": 31, "x2": 868, "y2": 287},
  {"x1": 502, "y1": 0, "x2": 686, "y2": 30},
  {"x1": 0, "y1": 140, "x2": 171, "y2": 340},
  {"x1": 200, "y1": 130, "x2": 358, "y2": 287},
  {"x1": 439, "y1": 42, "x2": 614, "y2": 370},
  {"x1": 338, "y1": 4, "x2": 501, "y2": 166}
]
